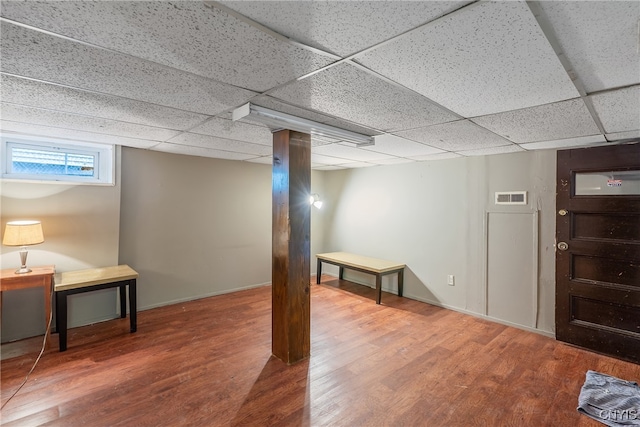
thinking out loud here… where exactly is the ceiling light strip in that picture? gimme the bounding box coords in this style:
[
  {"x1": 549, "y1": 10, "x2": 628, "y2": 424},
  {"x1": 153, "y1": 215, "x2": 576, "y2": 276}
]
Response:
[
  {"x1": 224, "y1": 95, "x2": 383, "y2": 138},
  {"x1": 232, "y1": 103, "x2": 375, "y2": 146},
  {"x1": 525, "y1": 1, "x2": 607, "y2": 135}
]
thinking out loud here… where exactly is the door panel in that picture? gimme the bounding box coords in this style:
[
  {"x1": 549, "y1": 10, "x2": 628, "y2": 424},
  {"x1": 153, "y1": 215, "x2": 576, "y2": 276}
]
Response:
[
  {"x1": 572, "y1": 255, "x2": 640, "y2": 289},
  {"x1": 556, "y1": 142, "x2": 640, "y2": 364},
  {"x1": 571, "y1": 296, "x2": 640, "y2": 335},
  {"x1": 573, "y1": 212, "x2": 640, "y2": 242}
]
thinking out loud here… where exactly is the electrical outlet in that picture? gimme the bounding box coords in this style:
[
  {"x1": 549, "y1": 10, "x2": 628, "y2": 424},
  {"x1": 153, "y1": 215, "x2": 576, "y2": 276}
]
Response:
[{"x1": 447, "y1": 275, "x2": 455, "y2": 286}]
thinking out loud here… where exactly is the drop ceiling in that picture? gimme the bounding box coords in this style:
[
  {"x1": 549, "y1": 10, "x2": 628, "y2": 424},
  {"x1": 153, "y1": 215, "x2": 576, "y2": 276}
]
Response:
[{"x1": 0, "y1": 1, "x2": 638, "y2": 170}]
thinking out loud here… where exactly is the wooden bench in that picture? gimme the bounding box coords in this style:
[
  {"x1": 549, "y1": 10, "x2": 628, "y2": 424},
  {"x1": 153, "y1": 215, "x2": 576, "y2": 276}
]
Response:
[
  {"x1": 54, "y1": 265, "x2": 138, "y2": 351},
  {"x1": 316, "y1": 252, "x2": 405, "y2": 304}
]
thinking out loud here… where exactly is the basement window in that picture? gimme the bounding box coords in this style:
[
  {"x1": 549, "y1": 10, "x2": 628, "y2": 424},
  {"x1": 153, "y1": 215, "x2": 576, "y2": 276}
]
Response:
[{"x1": 1, "y1": 136, "x2": 114, "y2": 185}]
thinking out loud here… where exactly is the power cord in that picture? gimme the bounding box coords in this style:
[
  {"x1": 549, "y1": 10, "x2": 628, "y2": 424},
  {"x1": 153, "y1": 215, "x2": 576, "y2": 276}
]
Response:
[{"x1": 1, "y1": 285, "x2": 54, "y2": 410}]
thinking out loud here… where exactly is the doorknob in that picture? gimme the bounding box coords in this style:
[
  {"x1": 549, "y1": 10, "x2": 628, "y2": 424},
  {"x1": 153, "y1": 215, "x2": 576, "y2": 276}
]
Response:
[
  {"x1": 558, "y1": 242, "x2": 569, "y2": 251},
  {"x1": 558, "y1": 209, "x2": 568, "y2": 216}
]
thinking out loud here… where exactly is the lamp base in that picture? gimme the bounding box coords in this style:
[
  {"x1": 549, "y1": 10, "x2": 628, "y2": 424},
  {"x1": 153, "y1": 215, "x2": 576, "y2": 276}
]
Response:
[{"x1": 15, "y1": 247, "x2": 32, "y2": 274}]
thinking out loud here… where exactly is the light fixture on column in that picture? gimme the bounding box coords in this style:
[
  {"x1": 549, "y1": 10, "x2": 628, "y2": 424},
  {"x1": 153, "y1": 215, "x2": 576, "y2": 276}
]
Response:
[
  {"x1": 232, "y1": 103, "x2": 375, "y2": 147},
  {"x1": 2, "y1": 220, "x2": 44, "y2": 274},
  {"x1": 309, "y1": 194, "x2": 323, "y2": 209}
]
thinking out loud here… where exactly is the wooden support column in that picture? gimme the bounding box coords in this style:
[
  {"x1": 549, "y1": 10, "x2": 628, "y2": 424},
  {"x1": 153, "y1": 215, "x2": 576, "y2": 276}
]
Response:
[{"x1": 272, "y1": 129, "x2": 311, "y2": 364}]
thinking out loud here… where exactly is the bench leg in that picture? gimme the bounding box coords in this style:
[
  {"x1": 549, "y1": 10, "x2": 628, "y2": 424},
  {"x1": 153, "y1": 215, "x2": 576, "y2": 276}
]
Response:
[
  {"x1": 316, "y1": 259, "x2": 322, "y2": 284},
  {"x1": 129, "y1": 279, "x2": 137, "y2": 333},
  {"x1": 119, "y1": 285, "x2": 127, "y2": 318},
  {"x1": 376, "y1": 275, "x2": 382, "y2": 304},
  {"x1": 339, "y1": 267, "x2": 344, "y2": 280},
  {"x1": 56, "y1": 291, "x2": 68, "y2": 352},
  {"x1": 398, "y1": 270, "x2": 404, "y2": 298}
]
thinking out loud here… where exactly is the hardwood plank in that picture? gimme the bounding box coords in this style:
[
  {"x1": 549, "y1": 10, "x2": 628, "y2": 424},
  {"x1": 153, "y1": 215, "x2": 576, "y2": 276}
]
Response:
[{"x1": 2, "y1": 277, "x2": 639, "y2": 426}]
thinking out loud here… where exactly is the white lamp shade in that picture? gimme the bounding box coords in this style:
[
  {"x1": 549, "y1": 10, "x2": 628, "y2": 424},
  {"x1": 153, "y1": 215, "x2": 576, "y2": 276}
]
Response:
[{"x1": 2, "y1": 220, "x2": 44, "y2": 246}]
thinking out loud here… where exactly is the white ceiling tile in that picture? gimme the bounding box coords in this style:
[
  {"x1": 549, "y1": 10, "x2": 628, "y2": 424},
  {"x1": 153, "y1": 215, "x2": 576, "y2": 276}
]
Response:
[
  {"x1": 457, "y1": 145, "x2": 523, "y2": 157},
  {"x1": 0, "y1": 1, "x2": 635, "y2": 170},
  {"x1": 471, "y1": 98, "x2": 601, "y2": 144},
  {"x1": 313, "y1": 165, "x2": 346, "y2": 171},
  {"x1": 314, "y1": 143, "x2": 396, "y2": 162},
  {"x1": 338, "y1": 162, "x2": 375, "y2": 169},
  {"x1": 395, "y1": 120, "x2": 512, "y2": 151},
  {"x1": 245, "y1": 156, "x2": 273, "y2": 165},
  {"x1": 519, "y1": 135, "x2": 606, "y2": 150},
  {"x1": 356, "y1": 1, "x2": 578, "y2": 117},
  {"x1": 410, "y1": 152, "x2": 462, "y2": 161},
  {"x1": 0, "y1": 121, "x2": 159, "y2": 149},
  {"x1": 219, "y1": 1, "x2": 469, "y2": 57},
  {"x1": 590, "y1": 86, "x2": 640, "y2": 134},
  {"x1": 311, "y1": 135, "x2": 339, "y2": 147},
  {"x1": 0, "y1": 74, "x2": 209, "y2": 130},
  {"x1": 311, "y1": 153, "x2": 351, "y2": 166},
  {"x1": 0, "y1": 22, "x2": 256, "y2": 115},
  {"x1": 189, "y1": 117, "x2": 273, "y2": 146},
  {"x1": 537, "y1": 2, "x2": 640, "y2": 92},
  {"x1": 365, "y1": 134, "x2": 444, "y2": 157},
  {"x1": 370, "y1": 158, "x2": 416, "y2": 166},
  {"x1": 0, "y1": 1, "x2": 334, "y2": 92},
  {"x1": 152, "y1": 143, "x2": 256, "y2": 161},
  {"x1": 606, "y1": 130, "x2": 640, "y2": 142},
  {"x1": 1, "y1": 103, "x2": 180, "y2": 141},
  {"x1": 167, "y1": 133, "x2": 272, "y2": 156},
  {"x1": 269, "y1": 63, "x2": 459, "y2": 132}
]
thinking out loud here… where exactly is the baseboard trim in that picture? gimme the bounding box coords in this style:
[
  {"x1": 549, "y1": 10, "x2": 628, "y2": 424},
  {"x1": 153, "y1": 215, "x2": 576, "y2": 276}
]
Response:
[
  {"x1": 138, "y1": 281, "x2": 271, "y2": 312},
  {"x1": 317, "y1": 272, "x2": 555, "y2": 339}
]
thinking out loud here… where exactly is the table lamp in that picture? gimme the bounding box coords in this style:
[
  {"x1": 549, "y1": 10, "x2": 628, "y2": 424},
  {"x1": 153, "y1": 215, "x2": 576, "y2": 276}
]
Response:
[{"x1": 2, "y1": 220, "x2": 44, "y2": 274}]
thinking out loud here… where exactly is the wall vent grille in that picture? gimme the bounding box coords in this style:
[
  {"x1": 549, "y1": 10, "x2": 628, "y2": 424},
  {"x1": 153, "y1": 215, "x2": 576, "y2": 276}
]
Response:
[{"x1": 495, "y1": 191, "x2": 527, "y2": 205}]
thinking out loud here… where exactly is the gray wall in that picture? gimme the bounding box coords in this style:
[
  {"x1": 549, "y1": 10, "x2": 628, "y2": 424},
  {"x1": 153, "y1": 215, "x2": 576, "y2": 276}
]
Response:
[
  {"x1": 1, "y1": 148, "x2": 122, "y2": 342},
  {"x1": 321, "y1": 150, "x2": 556, "y2": 335},
  {"x1": 118, "y1": 147, "x2": 326, "y2": 312}
]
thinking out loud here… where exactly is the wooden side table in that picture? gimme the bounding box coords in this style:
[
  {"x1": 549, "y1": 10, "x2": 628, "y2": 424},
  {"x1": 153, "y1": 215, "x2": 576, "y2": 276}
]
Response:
[{"x1": 0, "y1": 265, "x2": 56, "y2": 340}]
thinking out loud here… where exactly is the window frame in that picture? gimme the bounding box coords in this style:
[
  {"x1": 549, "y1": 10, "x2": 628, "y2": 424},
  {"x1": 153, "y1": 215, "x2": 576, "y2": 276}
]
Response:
[{"x1": 1, "y1": 135, "x2": 115, "y2": 185}]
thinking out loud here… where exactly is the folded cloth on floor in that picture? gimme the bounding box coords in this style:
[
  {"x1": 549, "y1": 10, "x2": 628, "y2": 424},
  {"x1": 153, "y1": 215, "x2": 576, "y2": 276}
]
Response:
[{"x1": 578, "y1": 370, "x2": 640, "y2": 426}]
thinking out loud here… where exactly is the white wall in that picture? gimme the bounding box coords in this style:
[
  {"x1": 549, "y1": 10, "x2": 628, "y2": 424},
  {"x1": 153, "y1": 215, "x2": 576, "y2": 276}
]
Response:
[
  {"x1": 1, "y1": 148, "x2": 122, "y2": 342},
  {"x1": 118, "y1": 147, "x2": 326, "y2": 311},
  {"x1": 321, "y1": 149, "x2": 556, "y2": 335}
]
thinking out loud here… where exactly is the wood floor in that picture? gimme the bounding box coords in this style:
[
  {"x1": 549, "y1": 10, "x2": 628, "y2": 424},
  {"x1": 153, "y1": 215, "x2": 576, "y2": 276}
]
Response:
[{"x1": 2, "y1": 276, "x2": 639, "y2": 426}]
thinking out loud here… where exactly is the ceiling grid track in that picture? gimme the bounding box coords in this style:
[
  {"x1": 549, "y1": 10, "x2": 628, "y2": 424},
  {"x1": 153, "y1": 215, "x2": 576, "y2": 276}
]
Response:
[
  {"x1": 0, "y1": 17, "x2": 258, "y2": 98},
  {"x1": 1, "y1": 1, "x2": 637, "y2": 166},
  {"x1": 526, "y1": 1, "x2": 608, "y2": 137}
]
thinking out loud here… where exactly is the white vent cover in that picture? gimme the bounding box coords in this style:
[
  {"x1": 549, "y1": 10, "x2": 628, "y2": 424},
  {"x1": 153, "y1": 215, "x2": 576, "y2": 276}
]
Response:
[{"x1": 495, "y1": 191, "x2": 527, "y2": 205}]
